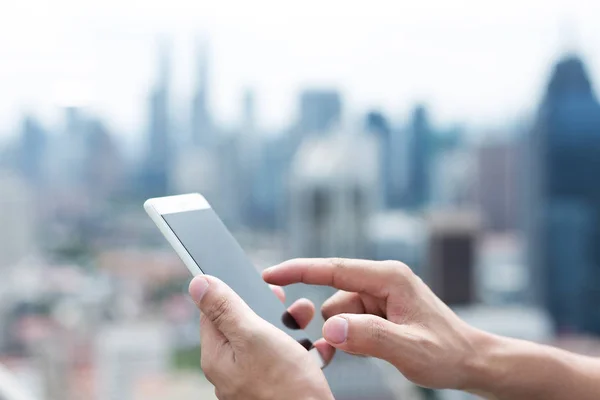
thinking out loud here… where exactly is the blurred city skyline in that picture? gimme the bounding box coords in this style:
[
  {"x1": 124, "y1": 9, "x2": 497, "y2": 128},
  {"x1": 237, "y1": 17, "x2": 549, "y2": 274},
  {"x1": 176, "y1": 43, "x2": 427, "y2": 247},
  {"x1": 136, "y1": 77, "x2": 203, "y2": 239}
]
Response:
[
  {"x1": 1, "y1": 3, "x2": 600, "y2": 399},
  {"x1": 2, "y1": 0, "x2": 600, "y2": 139}
]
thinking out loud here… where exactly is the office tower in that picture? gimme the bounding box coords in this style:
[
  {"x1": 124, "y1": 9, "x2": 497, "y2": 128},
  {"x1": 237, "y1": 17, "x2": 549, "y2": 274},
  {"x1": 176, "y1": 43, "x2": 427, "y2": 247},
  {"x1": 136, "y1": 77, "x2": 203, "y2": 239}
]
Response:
[
  {"x1": 425, "y1": 211, "x2": 481, "y2": 306},
  {"x1": 367, "y1": 211, "x2": 425, "y2": 275},
  {"x1": 15, "y1": 115, "x2": 47, "y2": 186},
  {"x1": 190, "y1": 40, "x2": 213, "y2": 148},
  {"x1": 0, "y1": 170, "x2": 36, "y2": 269},
  {"x1": 407, "y1": 105, "x2": 433, "y2": 208},
  {"x1": 297, "y1": 89, "x2": 342, "y2": 135},
  {"x1": 430, "y1": 148, "x2": 475, "y2": 209},
  {"x1": 288, "y1": 127, "x2": 380, "y2": 259},
  {"x1": 47, "y1": 106, "x2": 88, "y2": 189},
  {"x1": 477, "y1": 233, "x2": 528, "y2": 305},
  {"x1": 246, "y1": 135, "x2": 289, "y2": 230},
  {"x1": 143, "y1": 43, "x2": 172, "y2": 197},
  {"x1": 235, "y1": 89, "x2": 263, "y2": 227},
  {"x1": 474, "y1": 140, "x2": 522, "y2": 232},
  {"x1": 83, "y1": 119, "x2": 124, "y2": 201},
  {"x1": 365, "y1": 111, "x2": 408, "y2": 209},
  {"x1": 528, "y1": 55, "x2": 600, "y2": 334}
]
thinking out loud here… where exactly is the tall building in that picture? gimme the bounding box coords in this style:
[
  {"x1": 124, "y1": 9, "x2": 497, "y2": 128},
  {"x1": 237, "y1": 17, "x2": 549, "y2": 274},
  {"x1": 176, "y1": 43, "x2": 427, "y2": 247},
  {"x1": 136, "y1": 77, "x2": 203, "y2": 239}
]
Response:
[
  {"x1": 190, "y1": 40, "x2": 213, "y2": 148},
  {"x1": 143, "y1": 44, "x2": 172, "y2": 197},
  {"x1": 297, "y1": 89, "x2": 342, "y2": 134},
  {"x1": 248, "y1": 135, "x2": 290, "y2": 230},
  {"x1": 367, "y1": 211, "x2": 425, "y2": 275},
  {"x1": 365, "y1": 111, "x2": 407, "y2": 209},
  {"x1": 15, "y1": 115, "x2": 47, "y2": 186},
  {"x1": 288, "y1": 127, "x2": 380, "y2": 259},
  {"x1": 407, "y1": 105, "x2": 433, "y2": 208},
  {"x1": 425, "y1": 211, "x2": 481, "y2": 306},
  {"x1": 83, "y1": 119, "x2": 124, "y2": 201},
  {"x1": 528, "y1": 55, "x2": 600, "y2": 334},
  {"x1": 235, "y1": 89, "x2": 264, "y2": 228},
  {"x1": 430, "y1": 148, "x2": 475, "y2": 209},
  {"x1": 474, "y1": 140, "x2": 522, "y2": 232}
]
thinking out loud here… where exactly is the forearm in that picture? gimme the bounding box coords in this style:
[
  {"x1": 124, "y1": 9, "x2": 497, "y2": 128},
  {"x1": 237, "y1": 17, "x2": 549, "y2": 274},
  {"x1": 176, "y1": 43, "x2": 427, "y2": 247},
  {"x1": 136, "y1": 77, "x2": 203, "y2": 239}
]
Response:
[{"x1": 463, "y1": 330, "x2": 600, "y2": 400}]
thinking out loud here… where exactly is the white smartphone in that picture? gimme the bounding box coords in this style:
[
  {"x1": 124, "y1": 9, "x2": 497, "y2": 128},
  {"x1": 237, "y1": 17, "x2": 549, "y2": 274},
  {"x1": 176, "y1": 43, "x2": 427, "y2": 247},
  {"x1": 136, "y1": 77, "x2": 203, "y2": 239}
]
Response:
[{"x1": 144, "y1": 193, "x2": 325, "y2": 368}]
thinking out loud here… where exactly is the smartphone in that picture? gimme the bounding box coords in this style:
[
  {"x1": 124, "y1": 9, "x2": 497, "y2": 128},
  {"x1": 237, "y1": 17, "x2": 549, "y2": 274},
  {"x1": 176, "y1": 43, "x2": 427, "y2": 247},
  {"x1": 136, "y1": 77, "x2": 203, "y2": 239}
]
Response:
[{"x1": 144, "y1": 193, "x2": 325, "y2": 368}]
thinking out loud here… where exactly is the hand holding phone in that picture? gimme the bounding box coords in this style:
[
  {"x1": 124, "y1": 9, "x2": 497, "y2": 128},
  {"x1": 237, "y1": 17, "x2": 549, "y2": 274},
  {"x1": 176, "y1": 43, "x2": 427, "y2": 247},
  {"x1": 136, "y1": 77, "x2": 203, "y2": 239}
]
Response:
[
  {"x1": 144, "y1": 193, "x2": 328, "y2": 368},
  {"x1": 188, "y1": 274, "x2": 334, "y2": 400}
]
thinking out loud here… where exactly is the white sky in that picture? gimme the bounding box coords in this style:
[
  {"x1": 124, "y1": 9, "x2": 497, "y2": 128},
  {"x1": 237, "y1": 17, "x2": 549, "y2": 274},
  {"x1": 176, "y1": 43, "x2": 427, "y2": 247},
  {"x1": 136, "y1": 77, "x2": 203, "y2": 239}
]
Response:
[{"x1": 1, "y1": 0, "x2": 600, "y2": 139}]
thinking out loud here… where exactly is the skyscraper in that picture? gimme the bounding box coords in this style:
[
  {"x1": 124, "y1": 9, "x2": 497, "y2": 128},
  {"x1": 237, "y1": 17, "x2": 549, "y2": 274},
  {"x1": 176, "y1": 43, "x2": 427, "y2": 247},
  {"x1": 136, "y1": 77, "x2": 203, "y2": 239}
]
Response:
[
  {"x1": 474, "y1": 140, "x2": 522, "y2": 232},
  {"x1": 425, "y1": 211, "x2": 481, "y2": 306},
  {"x1": 190, "y1": 40, "x2": 213, "y2": 148},
  {"x1": 288, "y1": 127, "x2": 380, "y2": 259},
  {"x1": 365, "y1": 111, "x2": 408, "y2": 209},
  {"x1": 143, "y1": 43, "x2": 171, "y2": 197},
  {"x1": 407, "y1": 105, "x2": 432, "y2": 208},
  {"x1": 297, "y1": 89, "x2": 342, "y2": 135},
  {"x1": 528, "y1": 55, "x2": 600, "y2": 334},
  {"x1": 83, "y1": 119, "x2": 124, "y2": 200},
  {"x1": 15, "y1": 115, "x2": 47, "y2": 186}
]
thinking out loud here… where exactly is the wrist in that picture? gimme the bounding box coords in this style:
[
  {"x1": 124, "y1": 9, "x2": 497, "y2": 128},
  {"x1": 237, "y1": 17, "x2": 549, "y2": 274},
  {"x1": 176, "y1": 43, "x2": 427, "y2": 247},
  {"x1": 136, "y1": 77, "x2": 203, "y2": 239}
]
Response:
[{"x1": 457, "y1": 327, "x2": 506, "y2": 395}]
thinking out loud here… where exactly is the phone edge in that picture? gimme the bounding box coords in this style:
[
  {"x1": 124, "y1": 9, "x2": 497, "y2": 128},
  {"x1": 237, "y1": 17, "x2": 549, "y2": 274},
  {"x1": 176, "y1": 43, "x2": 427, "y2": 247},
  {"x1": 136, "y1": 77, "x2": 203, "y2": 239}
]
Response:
[{"x1": 144, "y1": 198, "x2": 204, "y2": 277}]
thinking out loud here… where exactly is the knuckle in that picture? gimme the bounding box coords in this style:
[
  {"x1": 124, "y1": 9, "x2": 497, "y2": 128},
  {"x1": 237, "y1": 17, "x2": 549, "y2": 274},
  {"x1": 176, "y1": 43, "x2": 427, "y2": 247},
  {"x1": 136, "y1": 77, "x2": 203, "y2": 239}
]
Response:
[
  {"x1": 367, "y1": 318, "x2": 388, "y2": 344},
  {"x1": 384, "y1": 260, "x2": 413, "y2": 280},
  {"x1": 328, "y1": 258, "x2": 349, "y2": 287},
  {"x1": 328, "y1": 257, "x2": 348, "y2": 270}
]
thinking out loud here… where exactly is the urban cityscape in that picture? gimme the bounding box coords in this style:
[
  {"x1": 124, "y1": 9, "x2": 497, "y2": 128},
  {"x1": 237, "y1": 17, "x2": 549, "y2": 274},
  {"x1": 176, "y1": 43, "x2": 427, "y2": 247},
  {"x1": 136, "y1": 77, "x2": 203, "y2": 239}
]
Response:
[{"x1": 1, "y1": 6, "x2": 600, "y2": 400}]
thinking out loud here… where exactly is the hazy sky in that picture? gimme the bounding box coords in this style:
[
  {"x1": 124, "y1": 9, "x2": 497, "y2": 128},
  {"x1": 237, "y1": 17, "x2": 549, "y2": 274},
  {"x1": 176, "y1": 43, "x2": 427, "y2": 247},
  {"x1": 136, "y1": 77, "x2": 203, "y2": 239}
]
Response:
[{"x1": 1, "y1": 0, "x2": 600, "y2": 139}]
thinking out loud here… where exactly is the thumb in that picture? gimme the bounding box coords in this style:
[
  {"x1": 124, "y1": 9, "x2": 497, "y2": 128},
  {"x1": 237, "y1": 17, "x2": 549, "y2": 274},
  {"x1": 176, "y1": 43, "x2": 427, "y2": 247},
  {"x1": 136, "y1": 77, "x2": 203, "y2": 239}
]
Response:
[
  {"x1": 189, "y1": 275, "x2": 258, "y2": 340},
  {"x1": 322, "y1": 314, "x2": 400, "y2": 361}
]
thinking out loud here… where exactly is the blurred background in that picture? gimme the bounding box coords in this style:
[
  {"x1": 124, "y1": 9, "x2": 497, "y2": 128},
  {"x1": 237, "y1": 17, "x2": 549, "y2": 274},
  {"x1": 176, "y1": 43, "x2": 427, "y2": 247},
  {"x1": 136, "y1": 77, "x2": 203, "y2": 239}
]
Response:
[{"x1": 1, "y1": 0, "x2": 600, "y2": 399}]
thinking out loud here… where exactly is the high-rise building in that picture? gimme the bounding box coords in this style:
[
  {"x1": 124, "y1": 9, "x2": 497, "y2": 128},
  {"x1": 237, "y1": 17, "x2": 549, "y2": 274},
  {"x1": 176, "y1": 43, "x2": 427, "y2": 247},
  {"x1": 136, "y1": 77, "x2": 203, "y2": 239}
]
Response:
[
  {"x1": 430, "y1": 148, "x2": 475, "y2": 209},
  {"x1": 190, "y1": 40, "x2": 213, "y2": 148},
  {"x1": 248, "y1": 135, "x2": 290, "y2": 230},
  {"x1": 425, "y1": 211, "x2": 481, "y2": 306},
  {"x1": 288, "y1": 127, "x2": 380, "y2": 259},
  {"x1": 527, "y1": 55, "x2": 600, "y2": 334},
  {"x1": 367, "y1": 211, "x2": 425, "y2": 275},
  {"x1": 15, "y1": 115, "x2": 47, "y2": 186},
  {"x1": 297, "y1": 89, "x2": 342, "y2": 135},
  {"x1": 407, "y1": 105, "x2": 433, "y2": 208},
  {"x1": 474, "y1": 140, "x2": 522, "y2": 232},
  {"x1": 143, "y1": 43, "x2": 172, "y2": 197},
  {"x1": 235, "y1": 89, "x2": 264, "y2": 228},
  {"x1": 365, "y1": 111, "x2": 408, "y2": 209},
  {"x1": 83, "y1": 119, "x2": 124, "y2": 201}
]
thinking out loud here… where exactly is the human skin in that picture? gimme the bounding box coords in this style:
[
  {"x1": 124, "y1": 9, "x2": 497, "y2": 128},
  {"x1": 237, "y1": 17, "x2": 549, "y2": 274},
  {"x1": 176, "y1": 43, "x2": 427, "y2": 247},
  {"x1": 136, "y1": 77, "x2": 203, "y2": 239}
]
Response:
[{"x1": 262, "y1": 258, "x2": 600, "y2": 400}]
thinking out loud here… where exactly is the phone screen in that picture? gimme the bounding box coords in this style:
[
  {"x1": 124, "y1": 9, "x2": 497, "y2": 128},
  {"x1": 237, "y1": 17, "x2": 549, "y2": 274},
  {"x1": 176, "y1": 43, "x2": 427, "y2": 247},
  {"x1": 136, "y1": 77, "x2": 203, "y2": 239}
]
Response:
[{"x1": 162, "y1": 207, "x2": 313, "y2": 348}]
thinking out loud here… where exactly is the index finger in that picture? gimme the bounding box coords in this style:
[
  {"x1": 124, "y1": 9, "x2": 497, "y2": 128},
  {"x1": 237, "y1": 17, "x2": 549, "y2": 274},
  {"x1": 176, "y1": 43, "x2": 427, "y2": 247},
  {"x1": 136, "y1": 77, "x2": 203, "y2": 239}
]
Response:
[{"x1": 263, "y1": 258, "x2": 403, "y2": 297}]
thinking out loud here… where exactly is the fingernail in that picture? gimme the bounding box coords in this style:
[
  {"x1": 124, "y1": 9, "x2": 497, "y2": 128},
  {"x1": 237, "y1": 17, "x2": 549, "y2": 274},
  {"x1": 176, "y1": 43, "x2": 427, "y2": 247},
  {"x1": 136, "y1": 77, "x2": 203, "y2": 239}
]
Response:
[
  {"x1": 189, "y1": 276, "x2": 209, "y2": 303},
  {"x1": 282, "y1": 311, "x2": 301, "y2": 330},
  {"x1": 323, "y1": 316, "x2": 348, "y2": 344}
]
